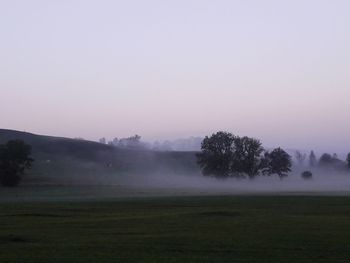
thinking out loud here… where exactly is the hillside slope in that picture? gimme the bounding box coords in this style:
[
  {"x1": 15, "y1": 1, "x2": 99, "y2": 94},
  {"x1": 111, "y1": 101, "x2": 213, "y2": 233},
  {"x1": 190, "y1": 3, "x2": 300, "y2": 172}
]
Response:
[{"x1": 0, "y1": 129, "x2": 199, "y2": 184}]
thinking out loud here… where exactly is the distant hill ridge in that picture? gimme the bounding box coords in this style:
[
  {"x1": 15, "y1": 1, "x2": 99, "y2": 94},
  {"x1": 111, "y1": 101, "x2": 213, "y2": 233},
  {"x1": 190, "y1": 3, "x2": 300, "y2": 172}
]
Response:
[{"x1": 0, "y1": 129, "x2": 113, "y2": 159}]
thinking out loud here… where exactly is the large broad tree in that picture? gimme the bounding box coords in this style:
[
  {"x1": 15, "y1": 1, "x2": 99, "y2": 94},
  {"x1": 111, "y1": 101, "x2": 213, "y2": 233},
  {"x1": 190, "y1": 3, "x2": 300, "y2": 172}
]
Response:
[
  {"x1": 197, "y1": 132, "x2": 265, "y2": 178},
  {"x1": 232, "y1": 136, "x2": 265, "y2": 178},
  {"x1": 197, "y1": 132, "x2": 292, "y2": 179},
  {"x1": 264, "y1": 148, "x2": 292, "y2": 178},
  {"x1": 197, "y1": 131, "x2": 236, "y2": 178},
  {"x1": 0, "y1": 140, "x2": 34, "y2": 187}
]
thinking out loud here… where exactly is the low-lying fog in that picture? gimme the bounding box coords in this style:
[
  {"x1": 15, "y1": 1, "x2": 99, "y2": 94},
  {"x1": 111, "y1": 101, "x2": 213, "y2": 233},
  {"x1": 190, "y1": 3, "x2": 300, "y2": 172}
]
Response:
[
  {"x1": 4, "y1": 169, "x2": 350, "y2": 203},
  {"x1": 23, "y1": 145, "x2": 350, "y2": 197},
  {"x1": 117, "y1": 171, "x2": 350, "y2": 195}
]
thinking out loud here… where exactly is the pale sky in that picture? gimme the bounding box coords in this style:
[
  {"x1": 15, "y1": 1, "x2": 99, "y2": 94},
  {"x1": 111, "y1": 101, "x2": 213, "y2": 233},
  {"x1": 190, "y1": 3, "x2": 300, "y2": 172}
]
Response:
[{"x1": 1, "y1": 0, "x2": 349, "y2": 152}]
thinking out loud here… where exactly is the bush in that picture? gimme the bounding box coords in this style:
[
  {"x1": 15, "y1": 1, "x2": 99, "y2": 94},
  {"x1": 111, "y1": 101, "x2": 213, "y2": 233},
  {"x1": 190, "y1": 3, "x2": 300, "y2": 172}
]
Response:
[{"x1": 301, "y1": 171, "x2": 313, "y2": 180}]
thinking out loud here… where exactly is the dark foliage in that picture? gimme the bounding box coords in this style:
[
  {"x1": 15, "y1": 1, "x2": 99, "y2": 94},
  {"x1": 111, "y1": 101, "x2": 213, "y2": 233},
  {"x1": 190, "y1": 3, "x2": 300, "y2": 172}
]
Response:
[
  {"x1": 263, "y1": 148, "x2": 292, "y2": 178},
  {"x1": 318, "y1": 152, "x2": 346, "y2": 170},
  {"x1": 232, "y1": 136, "x2": 265, "y2": 178},
  {"x1": 347, "y1": 153, "x2": 350, "y2": 168},
  {"x1": 196, "y1": 131, "x2": 236, "y2": 178},
  {"x1": 319, "y1": 153, "x2": 333, "y2": 165},
  {"x1": 197, "y1": 132, "x2": 289, "y2": 179},
  {"x1": 301, "y1": 171, "x2": 313, "y2": 180},
  {"x1": 0, "y1": 140, "x2": 34, "y2": 187}
]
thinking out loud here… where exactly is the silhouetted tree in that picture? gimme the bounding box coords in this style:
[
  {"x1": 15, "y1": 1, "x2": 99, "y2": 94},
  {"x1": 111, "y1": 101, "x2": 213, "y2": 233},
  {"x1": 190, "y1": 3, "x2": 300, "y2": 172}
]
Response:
[
  {"x1": 263, "y1": 148, "x2": 292, "y2": 178},
  {"x1": 319, "y1": 153, "x2": 333, "y2": 166},
  {"x1": 319, "y1": 152, "x2": 347, "y2": 170},
  {"x1": 0, "y1": 140, "x2": 34, "y2": 187},
  {"x1": 295, "y1": 151, "x2": 306, "y2": 166},
  {"x1": 232, "y1": 136, "x2": 265, "y2": 178},
  {"x1": 197, "y1": 132, "x2": 293, "y2": 179},
  {"x1": 309, "y1": 151, "x2": 317, "y2": 167},
  {"x1": 197, "y1": 131, "x2": 236, "y2": 178},
  {"x1": 347, "y1": 153, "x2": 350, "y2": 168}
]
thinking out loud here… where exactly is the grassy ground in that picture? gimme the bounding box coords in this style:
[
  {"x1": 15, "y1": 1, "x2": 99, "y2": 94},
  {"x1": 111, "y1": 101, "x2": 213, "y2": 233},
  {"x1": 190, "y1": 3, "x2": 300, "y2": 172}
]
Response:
[{"x1": 1, "y1": 196, "x2": 350, "y2": 262}]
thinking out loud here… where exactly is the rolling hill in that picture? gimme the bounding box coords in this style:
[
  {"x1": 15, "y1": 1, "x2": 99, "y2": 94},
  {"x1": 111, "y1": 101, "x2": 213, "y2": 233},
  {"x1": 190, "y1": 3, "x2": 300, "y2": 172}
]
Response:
[{"x1": 0, "y1": 129, "x2": 200, "y2": 185}]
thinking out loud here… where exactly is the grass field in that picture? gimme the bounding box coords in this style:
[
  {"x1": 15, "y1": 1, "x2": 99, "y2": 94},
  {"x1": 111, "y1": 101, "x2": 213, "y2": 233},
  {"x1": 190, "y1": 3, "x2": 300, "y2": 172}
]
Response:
[{"x1": 1, "y1": 194, "x2": 350, "y2": 263}]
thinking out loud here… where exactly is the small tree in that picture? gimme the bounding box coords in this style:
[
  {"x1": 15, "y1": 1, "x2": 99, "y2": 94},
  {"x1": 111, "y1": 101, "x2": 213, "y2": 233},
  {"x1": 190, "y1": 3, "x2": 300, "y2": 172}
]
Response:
[
  {"x1": 264, "y1": 148, "x2": 292, "y2": 178},
  {"x1": 0, "y1": 140, "x2": 34, "y2": 187},
  {"x1": 347, "y1": 153, "x2": 350, "y2": 168},
  {"x1": 295, "y1": 151, "x2": 306, "y2": 166},
  {"x1": 309, "y1": 151, "x2": 317, "y2": 167},
  {"x1": 301, "y1": 171, "x2": 313, "y2": 180}
]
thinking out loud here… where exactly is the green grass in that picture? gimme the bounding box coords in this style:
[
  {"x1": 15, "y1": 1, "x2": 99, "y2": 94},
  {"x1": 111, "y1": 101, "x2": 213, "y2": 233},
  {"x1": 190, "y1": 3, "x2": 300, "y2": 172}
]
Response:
[{"x1": 1, "y1": 196, "x2": 350, "y2": 262}]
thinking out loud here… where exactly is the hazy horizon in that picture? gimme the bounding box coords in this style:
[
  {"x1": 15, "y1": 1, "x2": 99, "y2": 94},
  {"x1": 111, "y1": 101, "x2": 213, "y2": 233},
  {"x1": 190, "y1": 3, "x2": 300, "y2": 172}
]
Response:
[{"x1": 1, "y1": 0, "x2": 350, "y2": 153}]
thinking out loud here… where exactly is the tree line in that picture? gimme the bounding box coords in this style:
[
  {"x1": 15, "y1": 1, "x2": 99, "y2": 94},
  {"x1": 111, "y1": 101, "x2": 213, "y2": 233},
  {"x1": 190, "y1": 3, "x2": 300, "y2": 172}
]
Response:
[
  {"x1": 197, "y1": 131, "x2": 292, "y2": 179},
  {"x1": 295, "y1": 150, "x2": 350, "y2": 170}
]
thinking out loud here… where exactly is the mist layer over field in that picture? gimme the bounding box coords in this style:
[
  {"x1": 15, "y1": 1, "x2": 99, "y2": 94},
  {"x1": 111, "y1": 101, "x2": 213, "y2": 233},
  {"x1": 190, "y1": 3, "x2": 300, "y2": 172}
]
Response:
[
  {"x1": 115, "y1": 170, "x2": 350, "y2": 195},
  {"x1": 26, "y1": 156, "x2": 350, "y2": 197},
  {"x1": 2, "y1": 172, "x2": 350, "y2": 203},
  {"x1": 20, "y1": 168, "x2": 350, "y2": 202}
]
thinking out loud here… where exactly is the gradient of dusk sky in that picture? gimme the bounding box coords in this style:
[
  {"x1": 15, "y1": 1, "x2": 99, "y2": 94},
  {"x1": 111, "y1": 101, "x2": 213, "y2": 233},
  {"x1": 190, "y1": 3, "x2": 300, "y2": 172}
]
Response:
[{"x1": 1, "y1": 0, "x2": 349, "y2": 152}]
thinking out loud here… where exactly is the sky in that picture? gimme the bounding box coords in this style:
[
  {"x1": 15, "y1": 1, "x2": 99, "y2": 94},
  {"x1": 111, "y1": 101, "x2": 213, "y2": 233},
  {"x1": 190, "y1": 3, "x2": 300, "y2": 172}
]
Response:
[{"x1": 1, "y1": 0, "x2": 350, "y2": 153}]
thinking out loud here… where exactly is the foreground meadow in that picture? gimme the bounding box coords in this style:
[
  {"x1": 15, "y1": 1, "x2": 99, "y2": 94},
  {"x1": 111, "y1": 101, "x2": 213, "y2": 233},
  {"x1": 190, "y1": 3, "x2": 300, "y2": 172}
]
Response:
[{"x1": 1, "y1": 194, "x2": 350, "y2": 262}]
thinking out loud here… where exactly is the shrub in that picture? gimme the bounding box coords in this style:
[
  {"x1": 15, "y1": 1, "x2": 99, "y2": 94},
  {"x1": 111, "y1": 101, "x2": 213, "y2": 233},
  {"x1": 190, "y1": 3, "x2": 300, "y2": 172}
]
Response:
[{"x1": 301, "y1": 171, "x2": 313, "y2": 180}]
